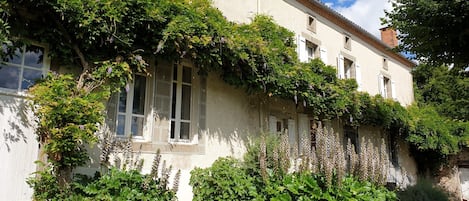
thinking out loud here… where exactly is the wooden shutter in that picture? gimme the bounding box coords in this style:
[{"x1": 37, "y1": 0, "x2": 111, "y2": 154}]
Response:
[
  {"x1": 337, "y1": 54, "x2": 345, "y2": 79},
  {"x1": 355, "y1": 62, "x2": 362, "y2": 91},
  {"x1": 154, "y1": 60, "x2": 173, "y2": 142},
  {"x1": 269, "y1": 115, "x2": 277, "y2": 134},
  {"x1": 319, "y1": 46, "x2": 328, "y2": 64},
  {"x1": 106, "y1": 93, "x2": 118, "y2": 132},
  {"x1": 298, "y1": 35, "x2": 308, "y2": 62},
  {"x1": 391, "y1": 80, "x2": 396, "y2": 100},
  {"x1": 288, "y1": 119, "x2": 296, "y2": 149},
  {"x1": 378, "y1": 74, "x2": 385, "y2": 97}
]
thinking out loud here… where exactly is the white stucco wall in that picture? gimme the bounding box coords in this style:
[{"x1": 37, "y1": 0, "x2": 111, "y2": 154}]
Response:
[
  {"x1": 213, "y1": 0, "x2": 414, "y2": 106},
  {"x1": 0, "y1": 93, "x2": 38, "y2": 201}
]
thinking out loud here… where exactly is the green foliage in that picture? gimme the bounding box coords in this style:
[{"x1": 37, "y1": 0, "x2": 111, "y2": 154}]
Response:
[
  {"x1": 383, "y1": 0, "x2": 469, "y2": 68},
  {"x1": 190, "y1": 157, "x2": 258, "y2": 201},
  {"x1": 72, "y1": 168, "x2": 176, "y2": 201},
  {"x1": 27, "y1": 167, "x2": 68, "y2": 201},
  {"x1": 397, "y1": 179, "x2": 449, "y2": 201},
  {"x1": 190, "y1": 156, "x2": 396, "y2": 201},
  {"x1": 406, "y1": 105, "x2": 469, "y2": 155},
  {"x1": 29, "y1": 73, "x2": 107, "y2": 170},
  {"x1": 413, "y1": 64, "x2": 469, "y2": 121},
  {"x1": 28, "y1": 167, "x2": 177, "y2": 201}
]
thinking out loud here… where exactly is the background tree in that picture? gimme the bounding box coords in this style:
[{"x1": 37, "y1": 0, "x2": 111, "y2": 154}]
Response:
[{"x1": 383, "y1": 0, "x2": 469, "y2": 69}]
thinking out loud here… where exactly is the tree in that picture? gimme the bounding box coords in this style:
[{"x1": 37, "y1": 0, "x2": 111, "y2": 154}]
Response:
[{"x1": 383, "y1": 0, "x2": 469, "y2": 69}]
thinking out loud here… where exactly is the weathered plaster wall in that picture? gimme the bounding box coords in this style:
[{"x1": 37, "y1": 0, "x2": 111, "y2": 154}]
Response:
[{"x1": 0, "y1": 93, "x2": 38, "y2": 201}]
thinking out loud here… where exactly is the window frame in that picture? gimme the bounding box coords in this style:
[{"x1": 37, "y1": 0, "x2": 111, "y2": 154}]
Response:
[
  {"x1": 306, "y1": 14, "x2": 317, "y2": 33},
  {"x1": 344, "y1": 34, "x2": 352, "y2": 50},
  {"x1": 169, "y1": 62, "x2": 194, "y2": 143},
  {"x1": 115, "y1": 73, "x2": 152, "y2": 140},
  {"x1": 0, "y1": 43, "x2": 50, "y2": 94}
]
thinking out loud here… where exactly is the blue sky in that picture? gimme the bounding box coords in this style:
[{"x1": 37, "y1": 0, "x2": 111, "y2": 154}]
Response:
[{"x1": 321, "y1": 0, "x2": 392, "y2": 38}]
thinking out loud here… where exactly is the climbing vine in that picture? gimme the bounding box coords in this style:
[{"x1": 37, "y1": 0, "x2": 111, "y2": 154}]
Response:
[{"x1": 0, "y1": 0, "x2": 466, "y2": 190}]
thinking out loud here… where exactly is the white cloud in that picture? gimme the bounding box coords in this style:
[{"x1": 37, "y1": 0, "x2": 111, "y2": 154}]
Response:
[{"x1": 333, "y1": 0, "x2": 392, "y2": 38}]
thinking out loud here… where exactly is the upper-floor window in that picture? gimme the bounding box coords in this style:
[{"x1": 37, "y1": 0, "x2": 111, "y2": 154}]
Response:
[
  {"x1": 0, "y1": 44, "x2": 48, "y2": 92},
  {"x1": 344, "y1": 35, "x2": 352, "y2": 50},
  {"x1": 383, "y1": 57, "x2": 389, "y2": 70},
  {"x1": 306, "y1": 40, "x2": 319, "y2": 62},
  {"x1": 343, "y1": 57, "x2": 355, "y2": 79},
  {"x1": 379, "y1": 74, "x2": 395, "y2": 99},
  {"x1": 307, "y1": 15, "x2": 316, "y2": 33},
  {"x1": 116, "y1": 74, "x2": 148, "y2": 137}
]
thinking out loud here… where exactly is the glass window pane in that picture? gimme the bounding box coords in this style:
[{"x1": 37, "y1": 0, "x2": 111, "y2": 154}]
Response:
[
  {"x1": 24, "y1": 46, "x2": 44, "y2": 68},
  {"x1": 0, "y1": 65, "x2": 20, "y2": 90},
  {"x1": 173, "y1": 64, "x2": 178, "y2": 81},
  {"x1": 182, "y1": 66, "x2": 192, "y2": 83},
  {"x1": 171, "y1": 83, "x2": 177, "y2": 119},
  {"x1": 131, "y1": 116, "x2": 144, "y2": 136},
  {"x1": 2, "y1": 46, "x2": 22, "y2": 64},
  {"x1": 180, "y1": 122, "x2": 190, "y2": 140},
  {"x1": 118, "y1": 90, "x2": 127, "y2": 113},
  {"x1": 170, "y1": 121, "x2": 175, "y2": 139},
  {"x1": 116, "y1": 115, "x2": 126, "y2": 136},
  {"x1": 181, "y1": 85, "x2": 191, "y2": 120},
  {"x1": 132, "y1": 75, "x2": 146, "y2": 115},
  {"x1": 22, "y1": 69, "x2": 42, "y2": 90}
]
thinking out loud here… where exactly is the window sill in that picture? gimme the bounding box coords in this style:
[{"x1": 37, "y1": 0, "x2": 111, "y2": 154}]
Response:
[
  {"x1": 168, "y1": 139, "x2": 198, "y2": 146},
  {"x1": 0, "y1": 89, "x2": 30, "y2": 98}
]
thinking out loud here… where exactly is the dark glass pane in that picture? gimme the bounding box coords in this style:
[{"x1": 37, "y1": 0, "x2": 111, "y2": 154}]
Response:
[
  {"x1": 173, "y1": 64, "x2": 178, "y2": 81},
  {"x1": 22, "y1": 69, "x2": 42, "y2": 90},
  {"x1": 182, "y1": 66, "x2": 192, "y2": 83},
  {"x1": 116, "y1": 115, "x2": 126, "y2": 136},
  {"x1": 170, "y1": 121, "x2": 175, "y2": 139},
  {"x1": 2, "y1": 46, "x2": 22, "y2": 64},
  {"x1": 180, "y1": 122, "x2": 190, "y2": 140},
  {"x1": 24, "y1": 46, "x2": 44, "y2": 68},
  {"x1": 132, "y1": 75, "x2": 146, "y2": 115},
  {"x1": 0, "y1": 65, "x2": 19, "y2": 90},
  {"x1": 181, "y1": 85, "x2": 191, "y2": 120},
  {"x1": 118, "y1": 90, "x2": 127, "y2": 113},
  {"x1": 131, "y1": 116, "x2": 144, "y2": 136},
  {"x1": 171, "y1": 83, "x2": 177, "y2": 119}
]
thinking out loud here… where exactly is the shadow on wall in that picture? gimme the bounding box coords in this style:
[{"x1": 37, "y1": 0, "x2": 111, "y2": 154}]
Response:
[{"x1": 0, "y1": 94, "x2": 34, "y2": 152}]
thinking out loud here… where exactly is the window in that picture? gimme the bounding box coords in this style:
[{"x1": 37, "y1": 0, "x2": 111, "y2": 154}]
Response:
[
  {"x1": 307, "y1": 15, "x2": 316, "y2": 33},
  {"x1": 343, "y1": 126, "x2": 359, "y2": 153},
  {"x1": 379, "y1": 74, "x2": 395, "y2": 99},
  {"x1": 388, "y1": 132, "x2": 399, "y2": 167},
  {"x1": 116, "y1": 74, "x2": 147, "y2": 137},
  {"x1": 383, "y1": 57, "x2": 389, "y2": 70},
  {"x1": 343, "y1": 58, "x2": 355, "y2": 79},
  {"x1": 0, "y1": 44, "x2": 47, "y2": 92},
  {"x1": 269, "y1": 115, "x2": 296, "y2": 148},
  {"x1": 170, "y1": 63, "x2": 193, "y2": 142},
  {"x1": 337, "y1": 53, "x2": 359, "y2": 81},
  {"x1": 344, "y1": 35, "x2": 351, "y2": 50},
  {"x1": 310, "y1": 120, "x2": 317, "y2": 147},
  {"x1": 306, "y1": 41, "x2": 318, "y2": 62}
]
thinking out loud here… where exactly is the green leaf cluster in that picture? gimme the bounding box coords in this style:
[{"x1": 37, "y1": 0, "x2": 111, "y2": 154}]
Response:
[
  {"x1": 29, "y1": 73, "x2": 108, "y2": 169},
  {"x1": 190, "y1": 157, "x2": 396, "y2": 201},
  {"x1": 28, "y1": 167, "x2": 176, "y2": 201}
]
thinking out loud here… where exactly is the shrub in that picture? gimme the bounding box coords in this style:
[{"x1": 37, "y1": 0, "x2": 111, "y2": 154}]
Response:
[
  {"x1": 190, "y1": 157, "x2": 258, "y2": 201},
  {"x1": 397, "y1": 179, "x2": 449, "y2": 201}
]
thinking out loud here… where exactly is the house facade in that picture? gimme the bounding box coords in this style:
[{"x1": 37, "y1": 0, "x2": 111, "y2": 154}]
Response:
[{"x1": 0, "y1": 1, "x2": 423, "y2": 201}]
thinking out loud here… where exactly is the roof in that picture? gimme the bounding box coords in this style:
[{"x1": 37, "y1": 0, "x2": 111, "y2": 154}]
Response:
[{"x1": 297, "y1": 0, "x2": 416, "y2": 68}]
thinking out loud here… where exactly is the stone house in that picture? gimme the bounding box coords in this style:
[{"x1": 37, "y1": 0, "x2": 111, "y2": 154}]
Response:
[{"x1": 0, "y1": 0, "x2": 431, "y2": 200}]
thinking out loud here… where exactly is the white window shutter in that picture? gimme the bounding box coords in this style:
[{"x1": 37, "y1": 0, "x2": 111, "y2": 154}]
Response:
[
  {"x1": 269, "y1": 115, "x2": 277, "y2": 134},
  {"x1": 337, "y1": 54, "x2": 345, "y2": 79},
  {"x1": 298, "y1": 114, "x2": 309, "y2": 139},
  {"x1": 298, "y1": 35, "x2": 308, "y2": 62},
  {"x1": 391, "y1": 80, "x2": 397, "y2": 100},
  {"x1": 287, "y1": 119, "x2": 296, "y2": 149},
  {"x1": 378, "y1": 74, "x2": 385, "y2": 97},
  {"x1": 355, "y1": 62, "x2": 362, "y2": 91},
  {"x1": 319, "y1": 46, "x2": 328, "y2": 64}
]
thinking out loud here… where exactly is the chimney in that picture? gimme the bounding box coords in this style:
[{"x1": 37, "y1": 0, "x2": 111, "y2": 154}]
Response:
[{"x1": 380, "y1": 27, "x2": 398, "y2": 48}]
